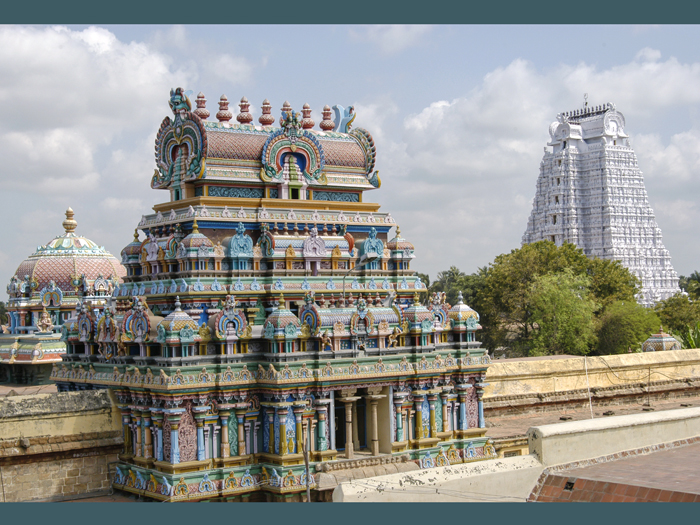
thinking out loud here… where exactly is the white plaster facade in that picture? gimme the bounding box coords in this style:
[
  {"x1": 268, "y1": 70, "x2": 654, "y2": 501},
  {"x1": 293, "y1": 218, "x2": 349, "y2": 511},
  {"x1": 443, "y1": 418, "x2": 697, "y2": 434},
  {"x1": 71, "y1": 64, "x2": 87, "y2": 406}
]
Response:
[{"x1": 522, "y1": 103, "x2": 680, "y2": 307}]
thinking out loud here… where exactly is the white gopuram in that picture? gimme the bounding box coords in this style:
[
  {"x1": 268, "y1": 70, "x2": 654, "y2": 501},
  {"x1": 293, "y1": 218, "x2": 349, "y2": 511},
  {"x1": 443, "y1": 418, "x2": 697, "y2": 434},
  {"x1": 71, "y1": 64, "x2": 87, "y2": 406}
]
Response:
[{"x1": 522, "y1": 103, "x2": 680, "y2": 307}]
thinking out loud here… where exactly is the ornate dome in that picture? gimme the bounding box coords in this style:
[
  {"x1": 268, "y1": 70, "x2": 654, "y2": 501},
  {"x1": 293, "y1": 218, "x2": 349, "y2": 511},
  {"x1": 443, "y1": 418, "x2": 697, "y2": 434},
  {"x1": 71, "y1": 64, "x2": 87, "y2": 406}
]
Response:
[
  {"x1": 120, "y1": 229, "x2": 143, "y2": 261},
  {"x1": 386, "y1": 226, "x2": 415, "y2": 252},
  {"x1": 448, "y1": 291, "x2": 479, "y2": 322},
  {"x1": 642, "y1": 327, "x2": 681, "y2": 352},
  {"x1": 158, "y1": 297, "x2": 199, "y2": 333},
  {"x1": 263, "y1": 294, "x2": 301, "y2": 340},
  {"x1": 7, "y1": 209, "x2": 126, "y2": 302},
  {"x1": 179, "y1": 218, "x2": 214, "y2": 250}
]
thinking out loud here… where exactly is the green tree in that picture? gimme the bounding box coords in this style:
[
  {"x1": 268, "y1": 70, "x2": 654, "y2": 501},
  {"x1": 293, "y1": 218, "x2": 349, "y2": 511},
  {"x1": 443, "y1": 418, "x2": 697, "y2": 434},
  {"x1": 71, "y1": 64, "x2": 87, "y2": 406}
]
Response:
[
  {"x1": 528, "y1": 270, "x2": 597, "y2": 356},
  {"x1": 474, "y1": 241, "x2": 640, "y2": 355},
  {"x1": 0, "y1": 301, "x2": 7, "y2": 325},
  {"x1": 595, "y1": 300, "x2": 660, "y2": 355},
  {"x1": 429, "y1": 266, "x2": 486, "y2": 307},
  {"x1": 475, "y1": 241, "x2": 592, "y2": 353},
  {"x1": 654, "y1": 294, "x2": 700, "y2": 334},
  {"x1": 586, "y1": 258, "x2": 640, "y2": 312}
]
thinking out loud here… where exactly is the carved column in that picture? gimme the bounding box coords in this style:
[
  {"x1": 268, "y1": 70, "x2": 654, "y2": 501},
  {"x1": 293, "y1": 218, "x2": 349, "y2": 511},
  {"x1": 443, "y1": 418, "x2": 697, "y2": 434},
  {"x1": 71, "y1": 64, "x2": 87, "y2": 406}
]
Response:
[
  {"x1": 143, "y1": 414, "x2": 153, "y2": 459},
  {"x1": 119, "y1": 407, "x2": 132, "y2": 456},
  {"x1": 351, "y1": 401, "x2": 360, "y2": 451},
  {"x1": 413, "y1": 394, "x2": 424, "y2": 440},
  {"x1": 267, "y1": 409, "x2": 275, "y2": 454},
  {"x1": 393, "y1": 396, "x2": 405, "y2": 443},
  {"x1": 314, "y1": 401, "x2": 329, "y2": 451},
  {"x1": 476, "y1": 381, "x2": 488, "y2": 429},
  {"x1": 203, "y1": 425, "x2": 211, "y2": 460},
  {"x1": 440, "y1": 393, "x2": 450, "y2": 433},
  {"x1": 293, "y1": 405, "x2": 305, "y2": 455},
  {"x1": 166, "y1": 412, "x2": 183, "y2": 464},
  {"x1": 152, "y1": 411, "x2": 164, "y2": 461},
  {"x1": 219, "y1": 410, "x2": 231, "y2": 458},
  {"x1": 235, "y1": 409, "x2": 247, "y2": 457},
  {"x1": 457, "y1": 384, "x2": 471, "y2": 430},
  {"x1": 368, "y1": 397, "x2": 381, "y2": 456},
  {"x1": 428, "y1": 394, "x2": 438, "y2": 438},
  {"x1": 340, "y1": 397, "x2": 359, "y2": 459},
  {"x1": 278, "y1": 407, "x2": 288, "y2": 456},
  {"x1": 213, "y1": 424, "x2": 220, "y2": 459},
  {"x1": 133, "y1": 411, "x2": 143, "y2": 458},
  {"x1": 195, "y1": 412, "x2": 206, "y2": 461}
]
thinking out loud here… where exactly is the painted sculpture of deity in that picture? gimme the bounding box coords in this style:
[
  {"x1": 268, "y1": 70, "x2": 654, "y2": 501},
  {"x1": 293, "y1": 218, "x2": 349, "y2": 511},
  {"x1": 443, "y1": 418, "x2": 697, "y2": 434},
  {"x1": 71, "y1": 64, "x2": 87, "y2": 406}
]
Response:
[
  {"x1": 36, "y1": 307, "x2": 54, "y2": 333},
  {"x1": 387, "y1": 326, "x2": 401, "y2": 348}
]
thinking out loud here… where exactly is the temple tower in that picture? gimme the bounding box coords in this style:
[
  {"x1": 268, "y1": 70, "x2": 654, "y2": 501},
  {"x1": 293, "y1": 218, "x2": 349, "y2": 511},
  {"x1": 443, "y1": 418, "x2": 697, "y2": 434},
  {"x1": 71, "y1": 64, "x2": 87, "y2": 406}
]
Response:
[{"x1": 522, "y1": 103, "x2": 680, "y2": 307}]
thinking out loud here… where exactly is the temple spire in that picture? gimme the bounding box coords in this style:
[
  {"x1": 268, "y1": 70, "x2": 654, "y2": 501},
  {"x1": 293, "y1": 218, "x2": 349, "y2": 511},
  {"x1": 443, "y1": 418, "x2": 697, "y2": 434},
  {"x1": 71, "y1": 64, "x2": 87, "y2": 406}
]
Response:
[{"x1": 63, "y1": 208, "x2": 77, "y2": 234}]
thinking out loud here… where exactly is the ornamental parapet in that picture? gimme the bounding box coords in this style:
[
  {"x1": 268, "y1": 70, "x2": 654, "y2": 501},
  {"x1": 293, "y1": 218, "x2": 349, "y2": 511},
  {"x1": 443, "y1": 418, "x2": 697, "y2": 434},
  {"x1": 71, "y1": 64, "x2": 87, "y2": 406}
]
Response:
[{"x1": 52, "y1": 348, "x2": 490, "y2": 391}]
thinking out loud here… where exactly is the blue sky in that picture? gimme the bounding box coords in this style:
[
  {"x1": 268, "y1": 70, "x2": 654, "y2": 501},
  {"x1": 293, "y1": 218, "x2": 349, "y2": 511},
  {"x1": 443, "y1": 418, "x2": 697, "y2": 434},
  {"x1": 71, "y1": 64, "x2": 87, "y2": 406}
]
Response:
[{"x1": 2, "y1": 24, "x2": 700, "y2": 298}]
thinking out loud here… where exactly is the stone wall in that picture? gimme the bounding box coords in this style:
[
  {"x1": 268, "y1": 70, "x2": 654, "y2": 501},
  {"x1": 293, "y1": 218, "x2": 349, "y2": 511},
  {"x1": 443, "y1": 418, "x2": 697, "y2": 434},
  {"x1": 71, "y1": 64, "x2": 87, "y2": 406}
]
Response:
[
  {"x1": 484, "y1": 350, "x2": 700, "y2": 416},
  {"x1": 0, "y1": 390, "x2": 122, "y2": 502}
]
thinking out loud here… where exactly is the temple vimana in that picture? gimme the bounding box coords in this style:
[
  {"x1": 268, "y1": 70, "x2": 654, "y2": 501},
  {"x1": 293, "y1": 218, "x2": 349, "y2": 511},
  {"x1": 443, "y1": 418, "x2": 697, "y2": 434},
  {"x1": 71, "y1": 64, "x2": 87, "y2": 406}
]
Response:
[{"x1": 40, "y1": 89, "x2": 492, "y2": 501}]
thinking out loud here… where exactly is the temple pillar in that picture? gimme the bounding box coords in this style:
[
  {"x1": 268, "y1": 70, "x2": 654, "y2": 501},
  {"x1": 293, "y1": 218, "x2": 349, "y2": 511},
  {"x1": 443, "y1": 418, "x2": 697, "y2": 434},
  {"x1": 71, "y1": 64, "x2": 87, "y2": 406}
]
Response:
[
  {"x1": 267, "y1": 409, "x2": 275, "y2": 454},
  {"x1": 195, "y1": 412, "x2": 206, "y2": 461},
  {"x1": 314, "y1": 400, "x2": 330, "y2": 452},
  {"x1": 413, "y1": 395, "x2": 424, "y2": 440},
  {"x1": 219, "y1": 410, "x2": 231, "y2": 458},
  {"x1": 368, "y1": 397, "x2": 381, "y2": 456},
  {"x1": 428, "y1": 394, "x2": 438, "y2": 438},
  {"x1": 340, "y1": 397, "x2": 359, "y2": 459},
  {"x1": 351, "y1": 402, "x2": 360, "y2": 450},
  {"x1": 293, "y1": 405, "x2": 305, "y2": 455},
  {"x1": 151, "y1": 411, "x2": 164, "y2": 461},
  {"x1": 235, "y1": 408, "x2": 247, "y2": 457},
  {"x1": 457, "y1": 384, "x2": 471, "y2": 430},
  {"x1": 440, "y1": 393, "x2": 450, "y2": 432},
  {"x1": 133, "y1": 411, "x2": 143, "y2": 458},
  {"x1": 119, "y1": 408, "x2": 132, "y2": 456},
  {"x1": 476, "y1": 381, "x2": 488, "y2": 429},
  {"x1": 203, "y1": 425, "x2": 210, "y2": 460},
  {"x1": 166, "y1": 412, "x2": 182, "y2": 464},
  {"x1": 277, "y1": 407, "x2": 288, "y2": 456},
  {"x1": 143, "y1": 414, "x2": 153, "y2": 459},
  {"x1": 393, "y1": 396, "x2": 404, "y2": 443}
]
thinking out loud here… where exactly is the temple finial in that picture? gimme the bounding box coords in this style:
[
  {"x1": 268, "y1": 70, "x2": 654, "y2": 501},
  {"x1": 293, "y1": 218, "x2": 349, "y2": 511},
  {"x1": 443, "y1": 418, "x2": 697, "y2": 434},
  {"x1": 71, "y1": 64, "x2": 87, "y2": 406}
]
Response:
[
  {"x1": 192, "y1": 217, "x2": 199, "y2": 234},
  {"x1": 63, "y1": 208, "x2": 77, "y2": 234}
]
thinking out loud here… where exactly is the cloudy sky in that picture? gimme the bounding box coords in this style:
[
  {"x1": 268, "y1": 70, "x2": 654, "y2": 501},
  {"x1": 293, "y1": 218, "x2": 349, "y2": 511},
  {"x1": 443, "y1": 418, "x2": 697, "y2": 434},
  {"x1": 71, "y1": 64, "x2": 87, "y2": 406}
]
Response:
[{"x1": 2, "y1": 24, "x2": 700, "y2": 298}]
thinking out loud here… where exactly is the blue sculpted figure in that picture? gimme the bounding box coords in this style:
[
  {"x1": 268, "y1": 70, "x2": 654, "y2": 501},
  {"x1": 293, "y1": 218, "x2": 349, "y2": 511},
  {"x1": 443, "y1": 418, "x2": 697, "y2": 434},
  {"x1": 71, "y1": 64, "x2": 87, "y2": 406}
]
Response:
[
  {"x1": 362, "y1": 227, "x2": 383, "y2": 256},
  {"x1": 332, "y1": 105, "x2": 356, "y2": 133},
  {"x1": 229, "y1": 222, "x2": 254, "y2": 258}
]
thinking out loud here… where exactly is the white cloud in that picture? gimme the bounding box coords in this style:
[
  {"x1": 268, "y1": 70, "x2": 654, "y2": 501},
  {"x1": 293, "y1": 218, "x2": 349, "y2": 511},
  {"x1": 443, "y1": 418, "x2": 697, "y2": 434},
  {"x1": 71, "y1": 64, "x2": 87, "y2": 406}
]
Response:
[
  {"x1": 205, "y1": 54, "x2": 254, "y2": 85},
  {"x1": 349, "y1": 25, "x2": 432, "y2": 56}
]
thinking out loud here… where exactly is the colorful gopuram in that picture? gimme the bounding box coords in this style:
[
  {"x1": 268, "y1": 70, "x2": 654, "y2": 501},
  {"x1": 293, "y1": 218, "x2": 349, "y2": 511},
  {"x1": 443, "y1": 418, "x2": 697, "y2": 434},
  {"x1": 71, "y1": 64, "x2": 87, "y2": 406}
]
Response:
[
  {"x1": 52, "y1": 88, "x2": 492, "y2": 502},
  {"x1": 0, "y1": 209, "x2": 125, "y2": 384}
]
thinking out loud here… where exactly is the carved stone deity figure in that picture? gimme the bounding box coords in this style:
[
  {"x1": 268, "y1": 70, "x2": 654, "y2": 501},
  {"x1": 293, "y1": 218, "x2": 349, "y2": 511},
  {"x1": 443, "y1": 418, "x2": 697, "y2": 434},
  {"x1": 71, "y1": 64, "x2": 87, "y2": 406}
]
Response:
[
  {"x1": 320, "y1": 330, "x2": 332, "y2": 352},
  {"x1": 37, "y1": 307, "x2": 54, "y2": 333},
  {"x1": 387, "y1": 326, "x2": 400, "y2": 348}
]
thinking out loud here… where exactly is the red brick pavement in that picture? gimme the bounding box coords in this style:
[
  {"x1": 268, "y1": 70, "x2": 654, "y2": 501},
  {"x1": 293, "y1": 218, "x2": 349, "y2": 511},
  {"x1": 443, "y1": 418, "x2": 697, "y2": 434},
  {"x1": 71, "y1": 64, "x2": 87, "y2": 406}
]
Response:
[{"x1": 532, "y1": 441, "x2": 700, "y2": 502}]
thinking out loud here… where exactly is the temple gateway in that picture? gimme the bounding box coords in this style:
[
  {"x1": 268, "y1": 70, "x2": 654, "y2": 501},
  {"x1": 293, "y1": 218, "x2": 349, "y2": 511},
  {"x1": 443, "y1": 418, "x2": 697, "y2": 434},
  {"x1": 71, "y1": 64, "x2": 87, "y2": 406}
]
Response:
[
  {"x1": 522, "y1": 103, "x2": 680, "y2": 306},
  {"x1": 52, "y1": 89, "x2": 493, "y2": 501}
]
